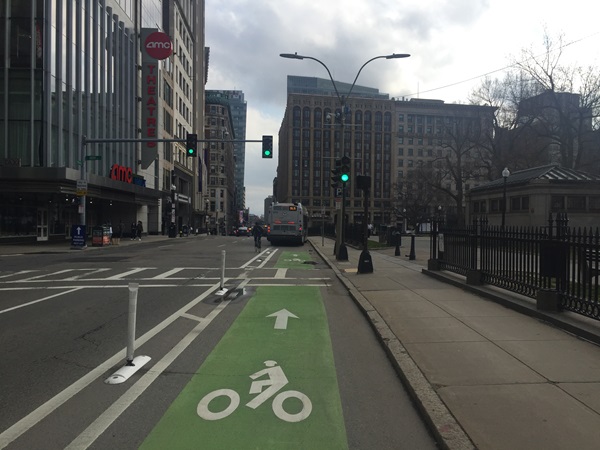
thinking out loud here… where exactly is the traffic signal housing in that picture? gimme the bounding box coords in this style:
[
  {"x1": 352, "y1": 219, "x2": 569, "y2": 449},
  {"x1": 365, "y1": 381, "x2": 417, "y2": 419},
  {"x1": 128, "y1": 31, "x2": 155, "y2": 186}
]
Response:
[
  {"x1": 186, "y1": 133, "x2": 197, "y2": 157},
  {"x1": 262, "y1": 135, "x2": 273, "y2": 158},
  {"x1": 340, "y1": 155, "x2": 351, "y2": 183},
  {"x1": 331, "y1": 158, "x2": 342, "y2": 188}
]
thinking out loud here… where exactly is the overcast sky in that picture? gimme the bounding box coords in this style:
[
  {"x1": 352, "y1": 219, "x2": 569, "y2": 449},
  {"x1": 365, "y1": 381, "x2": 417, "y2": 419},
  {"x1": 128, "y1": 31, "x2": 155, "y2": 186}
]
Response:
[{"x1": 205, "y1": 0, "x2": 600, "y2": 217}]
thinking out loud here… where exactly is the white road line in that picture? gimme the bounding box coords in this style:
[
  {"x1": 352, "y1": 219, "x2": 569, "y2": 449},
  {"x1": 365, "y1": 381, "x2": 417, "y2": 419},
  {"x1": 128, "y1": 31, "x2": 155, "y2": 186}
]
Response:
[
  {"x1": 151, "y1": 268, "x2": 185, "y2": 279},
  {"x1": 257, "y1": 249, "x2": 279, "y2": 269},
  {"x1": 240, "y1": 248, "x2": 278, "y2": 269},
  {"x1": 181, "y1": 312, "x2": 205, "y2": 322},
  {"x1": 104, "y1": 268, "x2": 153, "y2": 280},
  {"x1": 274, "y1": 268, "x2": 287, "y2": 279},
  {"x1": 18, "y1": 269, "x2": 75, "y2": 282},
  {"x1": 65, "y1": 299, "x2": 231, "y2": 450},
  {"x1": 0, "y1": 284, "x2": 218, "y2": 293},
  {"x1": 61, "y1": 269, "x2": 111, "y2": 281},
  {"x1": 0, "y1": 288, "x2": 83, "y2": 315},
  {"x1": 0, "y1": 282, "x2": 223, "y2": 450},
  {"x1": 247, "y1": 283, "x2": 328, "y2": 287},
  {"x1": 0, "y1": 270, "x2": 37, "y2": 279}
]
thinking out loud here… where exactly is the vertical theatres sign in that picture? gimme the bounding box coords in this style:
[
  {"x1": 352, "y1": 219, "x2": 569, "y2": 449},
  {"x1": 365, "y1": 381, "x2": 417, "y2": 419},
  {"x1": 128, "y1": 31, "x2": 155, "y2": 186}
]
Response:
[{"x1": 140, "y1": 29, "x2": 173, "y2": 169}]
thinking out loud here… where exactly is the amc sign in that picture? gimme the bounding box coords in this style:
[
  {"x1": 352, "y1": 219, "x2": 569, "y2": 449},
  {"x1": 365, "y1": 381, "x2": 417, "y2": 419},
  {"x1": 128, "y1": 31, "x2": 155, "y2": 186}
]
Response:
[
  {"x1": 144, "y1": 31, "x2": 173, "y2": 60},
  {"x1": 110, "y1": 164, "x2": 133, "y2": 184}
]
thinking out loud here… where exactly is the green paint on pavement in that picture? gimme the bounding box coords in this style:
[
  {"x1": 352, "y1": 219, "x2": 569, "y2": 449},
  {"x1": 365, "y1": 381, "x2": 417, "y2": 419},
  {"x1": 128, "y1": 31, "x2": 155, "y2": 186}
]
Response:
[
  {"x1": 141, "y1": 286, "x2": 348, "y2": 450},
  {"x1": 275, "y1": 251, "x2": 314, "y2": 270}
]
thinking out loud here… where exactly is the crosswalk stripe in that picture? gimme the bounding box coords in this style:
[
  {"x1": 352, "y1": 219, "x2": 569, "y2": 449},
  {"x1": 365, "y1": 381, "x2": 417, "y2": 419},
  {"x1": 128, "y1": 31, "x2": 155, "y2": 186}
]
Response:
[
  {"x1": 151, "y1": 268, "x2": 185, "y2": 279},
  {"x1": 104, "y1": 268, "x2": 153, "y2": 280}
]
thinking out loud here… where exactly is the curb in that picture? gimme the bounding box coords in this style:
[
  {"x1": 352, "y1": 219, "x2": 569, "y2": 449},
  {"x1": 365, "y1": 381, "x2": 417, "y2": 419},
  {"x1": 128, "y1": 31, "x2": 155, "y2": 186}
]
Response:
[{"x1": 309, "y1": 240, "x2": 476, "y2": 450}]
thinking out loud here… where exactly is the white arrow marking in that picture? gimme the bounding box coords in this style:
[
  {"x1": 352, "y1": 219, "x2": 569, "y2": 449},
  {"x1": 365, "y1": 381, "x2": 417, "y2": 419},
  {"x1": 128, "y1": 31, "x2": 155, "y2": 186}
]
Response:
[{"x1": 267, "y1": 309, "x2": 299, "y2": 330}]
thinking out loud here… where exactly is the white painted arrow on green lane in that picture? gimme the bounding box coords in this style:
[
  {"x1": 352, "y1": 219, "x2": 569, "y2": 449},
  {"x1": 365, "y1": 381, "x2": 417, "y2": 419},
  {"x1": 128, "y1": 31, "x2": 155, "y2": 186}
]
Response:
[
  {"x1": 141, "y1": 286, "x2": 348, "y2": 450},
  {"x1": 267, "y1": 308, "x2": 298, "y2": 329}
]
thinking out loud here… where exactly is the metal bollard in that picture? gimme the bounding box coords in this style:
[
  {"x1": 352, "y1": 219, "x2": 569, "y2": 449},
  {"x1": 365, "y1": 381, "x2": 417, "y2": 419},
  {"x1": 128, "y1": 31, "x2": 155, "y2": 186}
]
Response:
[
  {"x1": 408, "y1": 234, "x2": 416, "y2": 260},
  {"x1": 395, "y1": 232, "x2": 401, "y2": 256}
]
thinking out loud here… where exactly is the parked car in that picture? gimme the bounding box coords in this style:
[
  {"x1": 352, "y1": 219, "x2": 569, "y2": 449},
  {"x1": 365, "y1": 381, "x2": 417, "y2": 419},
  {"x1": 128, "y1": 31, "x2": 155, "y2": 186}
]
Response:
[{"x1": 237, "y1": 226, "x2": 250, "y2": 236}]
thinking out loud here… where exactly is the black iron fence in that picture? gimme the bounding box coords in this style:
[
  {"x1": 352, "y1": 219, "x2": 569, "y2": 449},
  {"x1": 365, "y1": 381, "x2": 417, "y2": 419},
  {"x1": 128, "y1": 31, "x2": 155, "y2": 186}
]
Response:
[{"x1": 429, "y1": 213, "x2": 600, "y2": 321}]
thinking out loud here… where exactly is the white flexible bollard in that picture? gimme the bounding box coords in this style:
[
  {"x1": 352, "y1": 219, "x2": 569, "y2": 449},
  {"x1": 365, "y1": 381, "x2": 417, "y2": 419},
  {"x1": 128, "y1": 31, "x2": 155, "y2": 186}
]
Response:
[
  {"x1": 105, "y1": 283, "x2": 151, "y2": 384},
  {"x1": 221, "y1": 250, "x2": 226, "y2": 290},
  {"x1": 126, "y1": 283, "x2": 139, "y2": 365}
]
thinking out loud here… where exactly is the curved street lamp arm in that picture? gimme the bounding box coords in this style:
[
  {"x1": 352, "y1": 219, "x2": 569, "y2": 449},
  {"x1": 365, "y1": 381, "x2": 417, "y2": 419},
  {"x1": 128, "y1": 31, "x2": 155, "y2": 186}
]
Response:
[
  {"x1": 280, "y1": 52, "x2": 410, "y2": 105},
  {"x1": 301, "y1": 55, "x2": 343, "y2": 103},
  {"x1": 280, "y1": 53, "x2": 343, "y2": 103},
  {"x1": 347, "y1": 55, "x2": 387, "y2": 101},
  {"x1": 347, "y1": 53, "x2": 410, "y2": 100}
]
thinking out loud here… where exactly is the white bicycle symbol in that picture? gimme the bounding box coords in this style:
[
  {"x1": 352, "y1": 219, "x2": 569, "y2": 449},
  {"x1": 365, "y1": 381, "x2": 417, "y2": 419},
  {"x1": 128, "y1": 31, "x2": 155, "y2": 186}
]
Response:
[{"x1": 197, "y1": 360, "x2": 312, "y2": 423}]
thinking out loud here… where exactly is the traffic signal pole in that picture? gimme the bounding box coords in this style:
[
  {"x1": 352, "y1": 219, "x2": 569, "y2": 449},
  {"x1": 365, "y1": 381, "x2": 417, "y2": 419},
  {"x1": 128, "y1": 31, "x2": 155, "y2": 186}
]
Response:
[
  {"x1": 79, "y1": 136, "x2": 269, "y2": 240},
  {"x1": 336, "y1": 116, "x2": 348, "y2": 261}
]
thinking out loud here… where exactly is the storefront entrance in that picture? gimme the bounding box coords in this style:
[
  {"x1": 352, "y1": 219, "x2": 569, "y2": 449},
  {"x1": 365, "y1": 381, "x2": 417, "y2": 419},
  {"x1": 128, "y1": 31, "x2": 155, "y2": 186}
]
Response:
[{"x1": 36, "y1": 208, "x2": 48, "y2": 241}]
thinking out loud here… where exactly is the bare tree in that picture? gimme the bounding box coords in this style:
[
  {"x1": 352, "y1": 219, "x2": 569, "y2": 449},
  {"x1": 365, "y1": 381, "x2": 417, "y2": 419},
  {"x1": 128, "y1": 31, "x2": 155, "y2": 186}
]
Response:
[
  {"x1": 415, "y1": 112, "x2": 493, "y2": 226},
  {"x1": 471, "y1": 32, "x2": 600, "y2": 174},
  {"x1": 393, "y1": 174, "x2": 439, "y2": 231},
  {"x1": 469, "y1": 73, "x2": 549, "y2": 176}
]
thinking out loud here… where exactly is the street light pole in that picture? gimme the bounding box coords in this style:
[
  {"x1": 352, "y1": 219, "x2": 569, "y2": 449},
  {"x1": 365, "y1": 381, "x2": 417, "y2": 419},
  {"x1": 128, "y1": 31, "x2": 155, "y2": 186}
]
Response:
[
  {"x1": 280, "y1": 52, "x2": 410, "y2": 263},
  {"x1": 502, "y1": 167, "x2": 510, "y2": 228}
]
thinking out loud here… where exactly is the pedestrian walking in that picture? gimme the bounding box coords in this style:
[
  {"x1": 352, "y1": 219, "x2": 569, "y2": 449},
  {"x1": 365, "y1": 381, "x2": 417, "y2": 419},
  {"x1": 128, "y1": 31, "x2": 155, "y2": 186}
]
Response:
[
  {"x1": 131, "y1": 221, "x2": 137, "y2": 240},
  {"x1": 113, "y1": 221, "x2": 123, "y2": 245},
  {"x1": 136, "y1": 220, "x2": 143, "y2": 241}
]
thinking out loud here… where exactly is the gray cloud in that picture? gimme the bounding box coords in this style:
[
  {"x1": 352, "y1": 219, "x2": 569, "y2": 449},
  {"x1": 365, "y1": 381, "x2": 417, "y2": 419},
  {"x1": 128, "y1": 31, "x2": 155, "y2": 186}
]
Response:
[{"x1": 202, "y1": 0, "x2": 527, "y2": 215}]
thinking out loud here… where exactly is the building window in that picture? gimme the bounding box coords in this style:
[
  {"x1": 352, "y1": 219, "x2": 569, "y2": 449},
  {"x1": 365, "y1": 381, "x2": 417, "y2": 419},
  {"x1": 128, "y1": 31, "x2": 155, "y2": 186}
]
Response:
[
  {"x1": 473, "y1": 200, "x2": 487, "y2": 213},
  {"x1": 490, "y1": 199, "x2": 500, "y2": 212},
  {"x1": 590, "y1": 197, "x2": 600, "y2": 211},
  {"x1": 510, "y1": 196, "x2": 529, "y2": 211},
  {"x1": 551, "y1": 195, "x2": 565, "y2": 211},
  {"x1": 567, "y1": 196, "x2": 586, "y2": 211}
]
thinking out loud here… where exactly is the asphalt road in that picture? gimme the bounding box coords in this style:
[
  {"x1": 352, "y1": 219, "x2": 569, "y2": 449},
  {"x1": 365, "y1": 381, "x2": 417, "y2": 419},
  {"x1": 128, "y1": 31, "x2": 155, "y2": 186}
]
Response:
[{"x1": 0, "y1": 236, "x2": 436, "y2": 449}]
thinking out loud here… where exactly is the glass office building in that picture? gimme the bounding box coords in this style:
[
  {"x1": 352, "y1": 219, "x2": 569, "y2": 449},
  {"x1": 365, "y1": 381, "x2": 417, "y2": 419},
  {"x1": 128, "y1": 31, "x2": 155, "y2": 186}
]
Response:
[{"x1": 0, "y1": 0, "x2": 164, "y2": 241}]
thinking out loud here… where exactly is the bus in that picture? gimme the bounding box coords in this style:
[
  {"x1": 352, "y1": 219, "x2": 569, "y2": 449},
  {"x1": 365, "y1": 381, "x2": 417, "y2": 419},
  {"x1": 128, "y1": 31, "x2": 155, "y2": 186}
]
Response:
[{"x1": 267, "y1": 202, "x2": 308, "y2": 245}]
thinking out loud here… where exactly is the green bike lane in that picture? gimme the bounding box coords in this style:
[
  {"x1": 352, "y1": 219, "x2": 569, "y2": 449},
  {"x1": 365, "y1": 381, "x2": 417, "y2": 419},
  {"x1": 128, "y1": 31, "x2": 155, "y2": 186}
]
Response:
[{"x1": 141, "y1": 251, "x2": 349, "y2": 449}]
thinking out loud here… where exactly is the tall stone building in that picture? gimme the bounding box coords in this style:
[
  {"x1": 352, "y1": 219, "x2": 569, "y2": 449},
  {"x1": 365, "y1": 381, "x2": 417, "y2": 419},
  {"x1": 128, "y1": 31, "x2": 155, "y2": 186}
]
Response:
[
  {"x1": 204, "y1": 94, "x2": 236, "y2": 235},
  {"x1": 205, "y1": 90, "x2": 247, "y2": 217},
  {"x1": 277, "y1": 84, "x2": 496, "y2": 226}
]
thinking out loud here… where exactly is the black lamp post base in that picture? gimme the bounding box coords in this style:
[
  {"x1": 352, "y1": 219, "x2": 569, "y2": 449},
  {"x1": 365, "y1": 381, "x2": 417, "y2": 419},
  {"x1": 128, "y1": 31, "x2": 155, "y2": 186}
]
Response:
[
  {"x1": 337, "y1": 243, "x2": 348, "y2": 261},
  {"x1": 358, "y1": 249, "x2": 373, "y2": 273}
]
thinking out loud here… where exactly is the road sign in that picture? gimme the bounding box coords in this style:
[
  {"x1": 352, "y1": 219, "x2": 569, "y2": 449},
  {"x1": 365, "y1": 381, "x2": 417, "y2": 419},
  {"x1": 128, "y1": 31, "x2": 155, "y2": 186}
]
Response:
[
  {"x1": 76, "y1": 180, "x2": 88, "y2": 196},
  {"x1": 70, "y1": 224, "x2": 87, "y2": 249},
  {"x1": 85, "y1": 155, "x2": 101, "y2": 161}
]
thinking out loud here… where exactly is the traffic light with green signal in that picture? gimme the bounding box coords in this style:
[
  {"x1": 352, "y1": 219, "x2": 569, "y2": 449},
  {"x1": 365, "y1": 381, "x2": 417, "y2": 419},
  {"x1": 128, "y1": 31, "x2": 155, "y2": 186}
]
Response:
[
  {"x1": 186, "y1": 133, "x2": 197, "y2": 157},
  {"x1": 340, "y1": 155, "x2": 351, "y2": 183},
  {"x1": 262, "y1": 135, "x2": 273, "y2": 158}
]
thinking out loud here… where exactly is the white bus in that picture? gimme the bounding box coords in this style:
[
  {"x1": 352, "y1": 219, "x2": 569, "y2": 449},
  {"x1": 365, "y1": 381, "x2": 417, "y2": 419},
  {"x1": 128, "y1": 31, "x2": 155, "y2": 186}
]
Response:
[{"x1": 267, "y1": 202, "x2": 308, "y2": 245}]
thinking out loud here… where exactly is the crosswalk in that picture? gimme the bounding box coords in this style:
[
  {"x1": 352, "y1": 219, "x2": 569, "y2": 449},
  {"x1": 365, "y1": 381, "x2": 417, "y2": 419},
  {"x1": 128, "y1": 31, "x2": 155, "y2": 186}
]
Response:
[
  {"x1": 0, "y1": 267, "x2": 333, "y2": 284},
  {"x1": 0, "y1": 267, "x2": 223, "y2": 283}
]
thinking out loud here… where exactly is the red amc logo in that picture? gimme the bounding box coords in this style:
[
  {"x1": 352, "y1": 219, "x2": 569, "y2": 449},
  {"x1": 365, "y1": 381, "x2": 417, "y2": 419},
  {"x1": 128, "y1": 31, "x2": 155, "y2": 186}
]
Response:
[
  {"x1": 110, "y1": 164, "x2": 133, "y2": 184},
  {"x1": 144, "y1": 31, "x2": 173, "y2": 60}
]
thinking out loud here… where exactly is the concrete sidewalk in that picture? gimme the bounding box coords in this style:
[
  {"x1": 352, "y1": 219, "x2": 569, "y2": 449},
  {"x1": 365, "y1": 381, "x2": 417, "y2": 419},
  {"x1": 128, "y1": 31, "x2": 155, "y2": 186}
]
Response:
[
  {"x1": 0, "y1": 233, "x2": 205, "y2": 256},
  {"x1": 310, "y1": 237, "x2": 600, "y2": 450}
]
